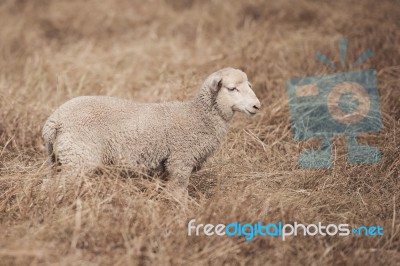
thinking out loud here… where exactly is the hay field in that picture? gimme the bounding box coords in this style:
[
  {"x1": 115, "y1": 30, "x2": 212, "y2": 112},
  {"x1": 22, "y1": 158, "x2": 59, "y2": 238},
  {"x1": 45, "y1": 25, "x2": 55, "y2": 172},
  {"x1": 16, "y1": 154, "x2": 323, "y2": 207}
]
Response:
[{"x1": 0, "y1": 0, "x2": 399, "y2": 265}]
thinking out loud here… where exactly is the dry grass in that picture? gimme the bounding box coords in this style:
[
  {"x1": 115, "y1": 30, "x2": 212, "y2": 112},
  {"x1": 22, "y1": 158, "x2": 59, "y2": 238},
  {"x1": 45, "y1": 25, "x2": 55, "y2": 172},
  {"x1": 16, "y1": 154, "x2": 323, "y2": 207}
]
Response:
[{"x1": 0, "y1": 0, "x2": 399, "y2": 265}]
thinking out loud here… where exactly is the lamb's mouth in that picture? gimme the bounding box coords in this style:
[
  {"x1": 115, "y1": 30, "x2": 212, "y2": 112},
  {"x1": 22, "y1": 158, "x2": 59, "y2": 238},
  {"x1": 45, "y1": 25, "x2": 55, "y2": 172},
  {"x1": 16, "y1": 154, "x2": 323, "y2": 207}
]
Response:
[{"x1": 245, "y1": 109, "x2": 257, "y2": 116}]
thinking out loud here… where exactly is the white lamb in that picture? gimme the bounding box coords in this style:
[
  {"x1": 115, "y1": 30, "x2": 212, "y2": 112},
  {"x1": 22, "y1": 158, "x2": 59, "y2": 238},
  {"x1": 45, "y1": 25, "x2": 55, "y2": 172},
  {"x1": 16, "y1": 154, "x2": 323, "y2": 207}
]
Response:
[{"x1": 42, "y1": 68, "x2": 261, "y2": 192}]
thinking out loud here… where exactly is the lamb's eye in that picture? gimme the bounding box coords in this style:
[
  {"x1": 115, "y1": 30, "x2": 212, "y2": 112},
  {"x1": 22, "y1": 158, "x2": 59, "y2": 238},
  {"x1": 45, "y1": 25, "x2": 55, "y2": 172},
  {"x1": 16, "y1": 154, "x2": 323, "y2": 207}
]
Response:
[
  {"x1": 248, "y1": 83, "x2": 252, "y2": 88},
  {"x1": 228, "y1": 87, "x2": 237, "y2": 92}
]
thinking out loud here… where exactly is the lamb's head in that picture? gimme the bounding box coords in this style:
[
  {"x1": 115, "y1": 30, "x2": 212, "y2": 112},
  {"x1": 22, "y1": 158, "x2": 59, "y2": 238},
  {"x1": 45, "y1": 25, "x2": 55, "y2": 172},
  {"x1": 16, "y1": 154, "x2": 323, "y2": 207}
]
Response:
[{"x1": 200, "y1": 68, "x2": 261, "y2": 120}]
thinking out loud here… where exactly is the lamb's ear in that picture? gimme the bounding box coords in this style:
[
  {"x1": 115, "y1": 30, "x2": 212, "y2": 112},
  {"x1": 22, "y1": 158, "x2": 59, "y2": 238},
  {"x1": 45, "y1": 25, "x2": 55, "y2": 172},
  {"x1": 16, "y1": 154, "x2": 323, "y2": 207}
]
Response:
[{"x1": 209, "y1": 76, "x2": 223, "y2": 93}]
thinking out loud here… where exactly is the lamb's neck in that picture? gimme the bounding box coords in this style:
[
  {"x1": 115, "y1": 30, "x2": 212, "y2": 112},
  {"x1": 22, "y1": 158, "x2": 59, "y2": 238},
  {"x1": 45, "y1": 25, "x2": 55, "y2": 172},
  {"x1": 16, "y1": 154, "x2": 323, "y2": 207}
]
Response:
[
  {"x1": 193, "y1": 89, "x2": 234, "y2": 122},
  {"x1": 191, "y1": 94, "x2": 233, "y2": 140}
]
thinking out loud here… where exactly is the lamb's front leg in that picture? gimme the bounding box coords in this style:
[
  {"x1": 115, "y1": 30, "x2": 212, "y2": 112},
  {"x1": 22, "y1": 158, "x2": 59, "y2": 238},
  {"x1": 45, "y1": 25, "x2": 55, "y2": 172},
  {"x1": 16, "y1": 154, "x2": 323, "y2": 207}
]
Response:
[{"x1": 165, "y1": 160, "x2": 192, "y2": 201}]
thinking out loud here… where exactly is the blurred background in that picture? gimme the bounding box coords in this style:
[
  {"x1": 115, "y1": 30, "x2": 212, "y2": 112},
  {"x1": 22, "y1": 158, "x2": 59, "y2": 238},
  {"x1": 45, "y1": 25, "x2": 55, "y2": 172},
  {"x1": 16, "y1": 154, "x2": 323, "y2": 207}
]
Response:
[{"x1": 0, "y1": 0, "x2": 399, "y2": 265}]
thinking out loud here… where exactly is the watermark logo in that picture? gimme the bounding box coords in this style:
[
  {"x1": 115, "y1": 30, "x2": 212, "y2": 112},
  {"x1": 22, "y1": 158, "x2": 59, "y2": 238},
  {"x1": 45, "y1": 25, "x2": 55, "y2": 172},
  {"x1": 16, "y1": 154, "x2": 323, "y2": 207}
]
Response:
[
  {"x1": 188, "y1": 219, "x2": 384, "y2": 241},
  {"x1": 286, "y1": 39, "x2": 382, "y2": 168}
]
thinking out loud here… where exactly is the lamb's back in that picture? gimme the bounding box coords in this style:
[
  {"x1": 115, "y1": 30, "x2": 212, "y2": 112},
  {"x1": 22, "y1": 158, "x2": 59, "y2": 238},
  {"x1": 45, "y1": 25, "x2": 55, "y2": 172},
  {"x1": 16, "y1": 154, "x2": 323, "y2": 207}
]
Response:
[{"x1": 51, "y1": 96, "x2": 169, "y2": 131}]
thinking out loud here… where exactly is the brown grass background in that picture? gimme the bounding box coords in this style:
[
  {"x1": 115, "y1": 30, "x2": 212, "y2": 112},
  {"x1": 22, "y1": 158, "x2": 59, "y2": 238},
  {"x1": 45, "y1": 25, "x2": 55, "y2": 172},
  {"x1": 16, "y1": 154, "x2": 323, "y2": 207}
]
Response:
[{"x1": 0, "y1": 0, "x2": 399, "y2": 265}]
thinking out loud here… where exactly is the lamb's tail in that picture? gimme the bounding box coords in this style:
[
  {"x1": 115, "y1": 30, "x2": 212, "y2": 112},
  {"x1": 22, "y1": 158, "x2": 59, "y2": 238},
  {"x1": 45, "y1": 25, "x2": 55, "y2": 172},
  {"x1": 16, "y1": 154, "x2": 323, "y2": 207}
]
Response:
[{"x1": 42, "y1": 118, "x2": 59, "y2": 164}]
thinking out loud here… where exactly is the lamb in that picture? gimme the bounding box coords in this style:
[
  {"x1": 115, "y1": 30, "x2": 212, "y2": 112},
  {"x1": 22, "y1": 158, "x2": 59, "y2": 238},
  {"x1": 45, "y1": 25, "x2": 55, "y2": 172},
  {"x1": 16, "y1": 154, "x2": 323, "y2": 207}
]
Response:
[{"x1": 42, "y1": 67, "x2": 261, "y2": 192}]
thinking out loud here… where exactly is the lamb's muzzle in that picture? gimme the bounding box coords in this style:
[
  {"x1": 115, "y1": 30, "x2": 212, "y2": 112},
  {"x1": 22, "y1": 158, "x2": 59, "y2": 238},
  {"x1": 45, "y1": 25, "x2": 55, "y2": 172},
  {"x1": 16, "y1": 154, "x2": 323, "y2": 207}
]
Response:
[
  {"x1": 42, "y1": 67, "x2": 261, "y2": 195},
  {"x1": 244, "y1": 93, "x2": 261, "y2": 116}
]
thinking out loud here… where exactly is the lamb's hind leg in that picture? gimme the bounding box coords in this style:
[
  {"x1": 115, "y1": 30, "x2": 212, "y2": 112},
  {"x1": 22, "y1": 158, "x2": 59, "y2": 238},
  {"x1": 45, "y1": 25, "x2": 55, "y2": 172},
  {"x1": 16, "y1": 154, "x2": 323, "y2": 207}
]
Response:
[{"x1": 42, "y1": 139, "x2": 99, "y2": 200}]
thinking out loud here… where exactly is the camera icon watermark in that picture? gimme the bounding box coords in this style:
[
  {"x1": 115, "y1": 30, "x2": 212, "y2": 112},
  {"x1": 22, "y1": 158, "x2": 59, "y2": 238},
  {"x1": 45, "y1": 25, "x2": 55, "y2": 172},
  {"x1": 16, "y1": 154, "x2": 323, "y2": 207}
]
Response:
[{"x1": 286, "y1": 39, "x2": 382, "y2": 168}]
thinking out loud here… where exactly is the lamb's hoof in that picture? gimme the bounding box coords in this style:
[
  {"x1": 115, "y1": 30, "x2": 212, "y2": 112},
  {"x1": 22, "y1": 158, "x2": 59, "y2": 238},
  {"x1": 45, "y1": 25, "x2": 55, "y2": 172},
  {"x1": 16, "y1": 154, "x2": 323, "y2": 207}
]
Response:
[
  {"x1": 166, "y1": 185, "x2": 189, "y2": 208},
  {"x1": 57, "y1": 194, "x2": 65, "y2": 203}
]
